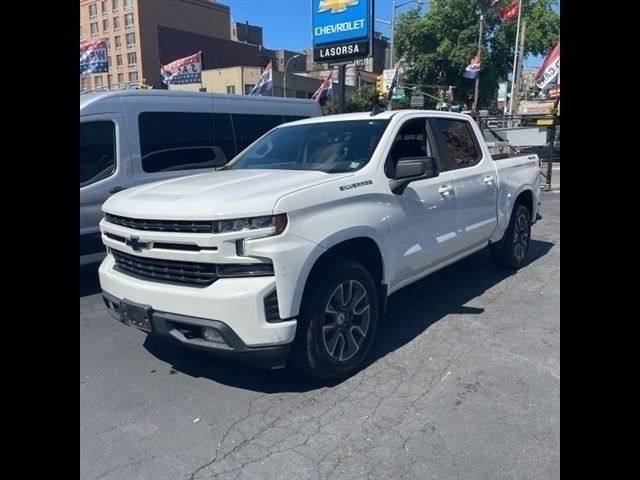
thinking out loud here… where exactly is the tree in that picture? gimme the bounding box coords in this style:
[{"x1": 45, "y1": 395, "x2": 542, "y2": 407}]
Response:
[
  {"x1": 394, "y1": 0, "x2": 559, "y2": 110},
  {"x1": 324, "y1": 85, "x2": 381, "y2": 114}
]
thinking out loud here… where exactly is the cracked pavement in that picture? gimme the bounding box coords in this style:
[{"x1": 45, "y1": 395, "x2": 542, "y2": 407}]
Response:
[{"x1": 80, "y1": 191, "x2": 559, "y2": 480}]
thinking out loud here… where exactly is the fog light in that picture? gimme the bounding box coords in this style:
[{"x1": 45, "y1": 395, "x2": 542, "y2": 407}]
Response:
[{"x1": 202, "y1": 326, "x2": 225, "y2": 343}]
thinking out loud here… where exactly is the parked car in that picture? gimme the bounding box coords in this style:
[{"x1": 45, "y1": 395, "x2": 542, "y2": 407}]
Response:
[
  {"x1": 98, "y1": 110, "x2": 541, "y2": 379},
  {"x1": 80, "y1": 90, "x2": 323, "y2": 265}
]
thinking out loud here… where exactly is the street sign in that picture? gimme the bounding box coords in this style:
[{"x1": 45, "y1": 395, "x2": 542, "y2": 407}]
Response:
[
  {"x1": 410, "y1": 95, "x2": 424, "y2": 108},
  {"x1": 383, "y1": 69, "x2": 396, "y2": 91},
  {"x1": 312, "y1": 0, "x2": 374, "y2": 63},
  {"x1": 548, "y1": 84, "x2": 560, "y2": 100},
  {"x1": 392, "y1": 88, "x2": 405, "y2": 100}
]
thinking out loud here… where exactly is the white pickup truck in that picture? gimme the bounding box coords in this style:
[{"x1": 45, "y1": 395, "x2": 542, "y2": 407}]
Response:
[{"x1": 98, "y1": 110, "x2": 541, "y2": 379}]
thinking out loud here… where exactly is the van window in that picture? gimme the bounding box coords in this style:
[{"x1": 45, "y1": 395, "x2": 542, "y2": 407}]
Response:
[
  {"x1": 283, "y1": 115, "x2": 309, "y2": 124},
  {"x1": 139, "y1": 112, "x2": 229, "y2": 173},
  {"x1": 81, "y1": 121, "x2": 116, "y2": 187},
  {"x1": 232, "y1": 114, "x2": 284, "y2": 153}
]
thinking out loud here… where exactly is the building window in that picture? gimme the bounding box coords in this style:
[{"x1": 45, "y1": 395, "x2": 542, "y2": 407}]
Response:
[
  {"x1": 107, "y1": 56, "x2": 112, "y2": 68},
  {"x1": 114, "y1": 36, "x2": 121, "y2": 49},
  {"x1": 226, "y1": 86, "x2": 236, "y2": 94},
  {"x1": 80, "y1": 26, "x2": 84, "y2": 40},
  {"x1": 127, "y1": 52, "x2": 137, "y2": 67},
  {"x1": 112, "y1": 0, "x2": 119, "y2": 12},
  {"x1": 244, "y1": 84, "x2": 255, "y2": 95},
  {"x1": 101, "y1": 1, "x2": 107, "y2": 14},
  {"x1": 117, "y1": 73, "x2": 124, "y2": 85},
  {"x1": 95, "y1": 76, "x2": 103, "y2": 88},
  {"x1": 124, "y1": 13, "x2": 134, "y2": 28},
  {"x1": 102, "y1": 19, "x2": 109, "y2": 33},
  {"x1": 128, "y1": 71, "x2": 138, "y2": 83},
  {"x1": 89, "y1": 4, "x2": 97, "y2": 18},
  {"x1": 125, "y1": 32, "x2": 135, "y2": 47},
  {"x1": 113, "y1": 16, "x2": 120, "y2": 30},
  {"x1": 116, "y1": 55, "x2": 123, "y2": 67},
  {"x1": 81, "y1": 77, "x2": 89, "y2": 91},
  {"x1": 90, "y1": 22, "x2": 99, "y2": 36},
  {"x1": 124, "y1": 0, "x2": 133, "y2": 11}
]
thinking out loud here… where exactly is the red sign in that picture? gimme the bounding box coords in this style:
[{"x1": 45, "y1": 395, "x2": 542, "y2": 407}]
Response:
[{"x1": 548, "y1": 84, "x2": 560, "y2": 100}]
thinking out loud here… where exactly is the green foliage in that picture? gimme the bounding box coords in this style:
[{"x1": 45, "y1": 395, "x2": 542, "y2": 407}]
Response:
[
  {"x1": 324, "y1": 85, "x2": 383, "y2": 114},
  {"x1": 394, "y1": 0, "x2": 559, "y2": 109}
]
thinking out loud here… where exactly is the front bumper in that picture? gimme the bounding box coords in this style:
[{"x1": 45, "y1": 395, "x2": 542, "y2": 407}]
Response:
[
  {"x1": 102, "y1": 289, "x2": 292, "y2": 368},
  {"x1": 98, "y1": 254, "x2": 297, "y2": 348}
]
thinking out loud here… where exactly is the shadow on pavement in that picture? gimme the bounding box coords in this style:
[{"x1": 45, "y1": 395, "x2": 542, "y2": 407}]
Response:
[
  {"x1": 80, "y1": 263, "x2": 101, "y2": 297},
  {"x1": 141, "y1": 240, "x2": 554, "y2": 393}
]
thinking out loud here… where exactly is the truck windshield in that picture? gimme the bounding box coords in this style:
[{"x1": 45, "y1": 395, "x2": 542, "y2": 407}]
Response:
[{"x1": 225, "y1": 119, "x2": 390, "y2": 173}]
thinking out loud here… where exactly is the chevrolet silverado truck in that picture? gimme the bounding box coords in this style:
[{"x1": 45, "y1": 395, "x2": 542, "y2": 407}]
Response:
[{"x1": 98, "y1": 110, "x2": 541, "y2": 379}]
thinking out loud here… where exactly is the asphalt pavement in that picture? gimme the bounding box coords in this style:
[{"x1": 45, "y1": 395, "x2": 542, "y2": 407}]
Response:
[{"x1": 80, "y1": 191, "x2": 560, "y2": 480}]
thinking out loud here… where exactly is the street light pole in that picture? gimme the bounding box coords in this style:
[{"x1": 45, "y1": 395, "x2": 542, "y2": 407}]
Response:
[
  {"x1": 283, "y1": 53, "x2": 302, "y2": 98},
  {"x1": 389, "y1": 0, "x2": 423, "y2": 68}
]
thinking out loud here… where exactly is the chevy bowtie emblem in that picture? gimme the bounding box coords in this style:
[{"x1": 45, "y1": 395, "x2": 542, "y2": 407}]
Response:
[
  {"x1": 318, "y1": 0, "x2": 360, "y2": 14},
  {"x1": 125, "y1": 236, "x2": 150, "y2": 252}
]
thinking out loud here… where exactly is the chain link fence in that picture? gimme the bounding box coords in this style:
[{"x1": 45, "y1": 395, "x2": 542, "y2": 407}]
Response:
[{"x1": 476, "y1": 114, "x2": 560, "y2": 191}]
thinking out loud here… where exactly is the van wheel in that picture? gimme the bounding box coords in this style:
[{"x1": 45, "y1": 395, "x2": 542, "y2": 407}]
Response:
[
  {"x1": 491, "y1": 203, "x2": 531, "y2": 269},
  {"x1": 291, "y1": 261, "x2": 379, "y2": 380}
]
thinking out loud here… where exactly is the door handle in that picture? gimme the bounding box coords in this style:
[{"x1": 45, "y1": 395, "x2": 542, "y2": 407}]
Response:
[
  {"x1": 483, "y1": 176, "x2": 495, "y2": 184},
  {"x1": 109, "y1": 186, "x2": 128, "y2": 195},
  {"x1": 438, "y1": 185, "x2": 454, "y2": 195}
]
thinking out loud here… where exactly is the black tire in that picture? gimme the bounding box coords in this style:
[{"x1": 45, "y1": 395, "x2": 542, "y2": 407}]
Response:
[
  {"x1": 491, "y1": 203, "x2": 532, "y2": 269},
  {"x1": 290, "y1": 260, "x2": 379, "y2": 380}
]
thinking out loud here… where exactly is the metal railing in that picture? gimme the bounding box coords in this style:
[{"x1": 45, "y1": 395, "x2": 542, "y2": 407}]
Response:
[{"x1": 476, "y1": 114, "x2": 560, "y2": 191}]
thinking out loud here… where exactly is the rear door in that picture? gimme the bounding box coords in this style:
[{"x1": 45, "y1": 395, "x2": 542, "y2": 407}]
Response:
[{"x1": 429, "y1": 117, "x2": 498, "y2": 250}]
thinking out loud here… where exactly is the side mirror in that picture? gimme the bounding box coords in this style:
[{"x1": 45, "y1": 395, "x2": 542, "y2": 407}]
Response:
[{"x1": 389, "y1": 156, "x2": 439, "y2": 194}]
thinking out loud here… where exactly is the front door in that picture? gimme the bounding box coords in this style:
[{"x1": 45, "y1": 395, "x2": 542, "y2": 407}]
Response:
[{"x1": 384, "y1": 117, "x2": 460, "y2": 292}]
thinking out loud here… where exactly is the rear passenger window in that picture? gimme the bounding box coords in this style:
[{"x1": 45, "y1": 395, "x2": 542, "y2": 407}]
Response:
[
  {"x1": 434, "y1": 119, "x2": 481, "y2": 170},
  {"x1": 81, "y1": 121, "x2": 116, "y2": 187},
  {"x1": 232, "y1": 114, "x2": 283, "y2": 153},
  {"x1": 139, "y1": 112, "x2": 230, "y2": 173}
]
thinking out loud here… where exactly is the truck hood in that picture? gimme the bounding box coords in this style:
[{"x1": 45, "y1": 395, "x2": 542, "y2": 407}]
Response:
[{"x1": 103, "y1": 169, "x2": 351, "y2": 219}]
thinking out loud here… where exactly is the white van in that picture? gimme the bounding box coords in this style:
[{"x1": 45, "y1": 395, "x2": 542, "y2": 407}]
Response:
[{"x1": 80, "y1": 90, "x2": 323, "y2": 265}]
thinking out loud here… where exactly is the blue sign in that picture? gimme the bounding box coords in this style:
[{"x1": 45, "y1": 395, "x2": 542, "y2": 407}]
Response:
[{"x1": 312, "y1": 0, "x2": 372, "y2": 48}]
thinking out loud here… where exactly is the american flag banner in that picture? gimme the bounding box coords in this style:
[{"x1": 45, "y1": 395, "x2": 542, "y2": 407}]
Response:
[
  {"x1": 311, "y1": 71, "x2": 333, "y2": 104},
  {"x1": 249, "y1": 61, "x2": 273, "y2": 96},
  {"x1": 80, "y1": 39, "x2": 109, "y2": 75},
  {"x1": 535, "y1": 42, "x2": 560, "y2": 90},
  {"x1": 161, "y1": 52, "x2": 202, "y2": 85},
  {"x1": 463, "y1": 55, "x2": 481, "y2": 79},
  {"x1": 498, "y1": 0, "x2": 520, "y2": 21}
]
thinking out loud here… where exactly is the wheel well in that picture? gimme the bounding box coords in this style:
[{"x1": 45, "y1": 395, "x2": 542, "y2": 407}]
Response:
[
  {"x1": 309, "y1": 237, "x2": 383, "y2": 285},
  {"x1": 515, "y1": 189, "x2": 534, "y2": 217}
]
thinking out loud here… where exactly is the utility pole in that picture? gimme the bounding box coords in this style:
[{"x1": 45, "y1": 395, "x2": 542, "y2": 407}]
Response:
[
  {"x1": 511, "y1": 19, "x2": 527, "y2": 116},
  {"x1": 472, "y1": 13, "x2": 484, "y2": 114},
  {"x1": 338, "y1": 64, "x2": 346, "y2": 113},
  {"x1": 508, "y1": 0, "x2": 523, "y2": 115}
]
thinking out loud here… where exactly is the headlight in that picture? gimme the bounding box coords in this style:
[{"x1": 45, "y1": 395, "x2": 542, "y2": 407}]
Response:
[{"x1": 215, "y1": 214, "x2": 287, "y2": 235}]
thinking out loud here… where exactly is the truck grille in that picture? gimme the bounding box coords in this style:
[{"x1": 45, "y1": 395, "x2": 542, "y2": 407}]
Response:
[
  {"x1": 111, "y1": 249, "x2": 217, "y2": 286},
  {"x1": 105, "y1": 213, "x2": 213, "y2": 233}
]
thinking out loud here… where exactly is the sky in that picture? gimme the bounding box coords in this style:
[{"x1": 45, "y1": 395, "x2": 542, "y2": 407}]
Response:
[{"x1": 219, "y1": 0, "x2": 556, "y2": 70}]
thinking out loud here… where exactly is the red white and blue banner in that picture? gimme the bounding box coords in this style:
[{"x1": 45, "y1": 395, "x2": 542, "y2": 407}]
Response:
[
  {"x1": 249, "y1": 61, "x2": 273, "y2": 96},
  {"x1": 463, "y1": 55, "x2": 481, "y2": 79},
  {"x1": 80, "y1": 39, "x2": 109, "y2": 75},
  {"x1": 312, "y1": 70, "x2": 333, "y2": 103},
  {"x1": 535, "y1": 42, "x2": 560, "y2": 90},
  {"x1": 161, "y1": 52, "x2": 202, "y2": 85},
  {"x1": 387, "y1": 59, "x2": 403, "y2": 100}
]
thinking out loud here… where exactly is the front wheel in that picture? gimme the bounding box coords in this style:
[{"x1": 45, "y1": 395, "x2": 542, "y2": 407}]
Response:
[
  {"x1": 491, "y1": 203, "x2": 532, "y2": 269},
  {"x1": 290, "y1": 261, "x2": 379, "y2": 380}
]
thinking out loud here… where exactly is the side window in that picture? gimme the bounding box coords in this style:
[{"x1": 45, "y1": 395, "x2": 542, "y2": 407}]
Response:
[
  {"x1": 139, "y1": 112, "x2": 227, "y2": 173},
  {"x1": 385, "y1": 118, "x2": 433, "y2": 178},
  {"x1": 80, "y1": 121, "x2": 116, "y2": 187},
  {"x1": 434, "y1": 118, "x2": 480, "y2": 170},
  {"x1": 231, "y1": 114, "x2": 284, "y2": 153},
  {"x1": 213, "y1": 113, "x2": 237, "y2": 161}
]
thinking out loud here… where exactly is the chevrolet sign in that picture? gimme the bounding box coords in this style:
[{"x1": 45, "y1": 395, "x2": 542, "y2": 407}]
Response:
[{"x1": 312, "y1": 0, "x2": 373, "y2": 63}]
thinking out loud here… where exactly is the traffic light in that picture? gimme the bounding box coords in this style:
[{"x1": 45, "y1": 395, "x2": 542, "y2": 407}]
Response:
[{"x1": 375, "y1": 75, "x2": 386, "y2": 100}]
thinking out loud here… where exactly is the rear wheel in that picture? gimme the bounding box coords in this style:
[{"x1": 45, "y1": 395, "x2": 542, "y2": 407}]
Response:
[
  {"x1": 491, "y1": 203, "x2": 531, "y2": 269},
  {"x1": 291, "y1": 261, "x2": 379, "y2": 380}
]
